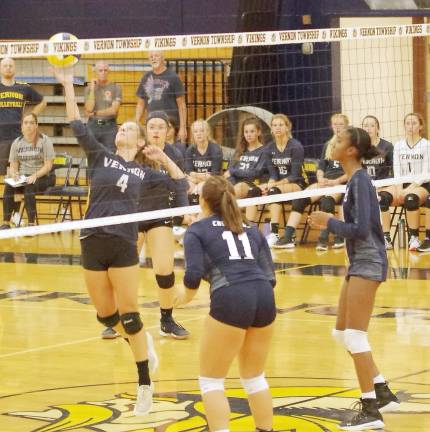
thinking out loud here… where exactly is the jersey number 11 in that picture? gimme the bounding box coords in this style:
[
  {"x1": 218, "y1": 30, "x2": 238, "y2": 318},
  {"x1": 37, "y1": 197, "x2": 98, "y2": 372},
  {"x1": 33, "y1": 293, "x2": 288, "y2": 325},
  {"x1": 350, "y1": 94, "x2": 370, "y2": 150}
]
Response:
[{"x1": 222, "y1": 231, "x2": 254, "y2": 260}]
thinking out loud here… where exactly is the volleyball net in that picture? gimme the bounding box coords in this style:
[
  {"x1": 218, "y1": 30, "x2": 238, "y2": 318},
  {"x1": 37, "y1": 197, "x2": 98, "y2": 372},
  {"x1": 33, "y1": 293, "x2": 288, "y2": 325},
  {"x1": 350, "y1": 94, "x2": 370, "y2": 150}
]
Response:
[{"x1": 0, "y1": 21, "x2": 429, "y2": 239}]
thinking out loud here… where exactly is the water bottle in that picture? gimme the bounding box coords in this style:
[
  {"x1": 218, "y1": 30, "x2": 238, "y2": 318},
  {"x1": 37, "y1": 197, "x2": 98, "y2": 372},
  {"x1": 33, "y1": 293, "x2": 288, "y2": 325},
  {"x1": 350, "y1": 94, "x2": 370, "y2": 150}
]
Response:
[{"x1": 398, "y1": 219, "x2": 406, "y2": 249}]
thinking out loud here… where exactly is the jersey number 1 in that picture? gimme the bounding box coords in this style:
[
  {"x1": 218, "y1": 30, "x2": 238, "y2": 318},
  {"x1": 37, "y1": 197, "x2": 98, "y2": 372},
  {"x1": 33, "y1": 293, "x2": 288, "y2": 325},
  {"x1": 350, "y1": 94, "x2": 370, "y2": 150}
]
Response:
[
  {"x1": 222, "y1": 231, "x2": 254, "y2": 260},
  {"x1": 116, "y1": 174, "x2": 129, "y2": 193}
]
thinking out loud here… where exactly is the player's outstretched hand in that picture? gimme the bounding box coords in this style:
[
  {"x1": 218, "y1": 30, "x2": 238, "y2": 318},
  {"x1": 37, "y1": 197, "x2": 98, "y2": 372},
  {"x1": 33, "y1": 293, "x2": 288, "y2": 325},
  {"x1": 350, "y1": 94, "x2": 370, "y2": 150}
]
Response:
[
  {"x1": 308, "y1": 210, "x2": 333, "y2": 230},
  {"x1": 142, "y1": 145, "x2": 168, "y2": 165}
]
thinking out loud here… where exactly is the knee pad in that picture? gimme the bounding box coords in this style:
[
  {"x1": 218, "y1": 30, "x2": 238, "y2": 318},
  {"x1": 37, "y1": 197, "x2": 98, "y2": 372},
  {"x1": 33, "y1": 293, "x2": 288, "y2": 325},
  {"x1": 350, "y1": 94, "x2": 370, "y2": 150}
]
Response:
[
  {"x1": 267, "y1": 186, "x2": 281, "y2": 195},
  {"x1": 240, "y1": 373, "x2": 269, "y2": 395},
  {"x1": 425, "y1": 195, "x2": 430, "y2": 209},
  {"x1": 199, "y1": 376, "x2": 225, "y2": 395},
  {"x1": 320, "y1": 196, "x2": 336, "y2": 213},
  {"x1": 120, "y1": 312, "x2": 143, "y2": 335},
  {"x1": 291, "y1": 197, "x2": 311, "y2": 214},
  {"x1": 97, "y1": 310, "x2": 120, "y2": 327},
  {"x1": 156, "y1": 273, "x2": 175, "y2": 289},
  {"x1": 378, "y1": 191, "x2": 393, "y2": 212},
  {"x1": 247, "y1": 185, "x2": 262, "y2": 198},
  {"x1": 188, "y1": 193, "x2": 199, "y2": 205},
  {"x1": 404, "y1": 193, "x2": 420, "y2": 211},
  {"x1": 343, "y1": 329, "x2": 371, "y2": 354},
  {"x1": 332, "y1": 329, "x2": 346, "y2": 348}
]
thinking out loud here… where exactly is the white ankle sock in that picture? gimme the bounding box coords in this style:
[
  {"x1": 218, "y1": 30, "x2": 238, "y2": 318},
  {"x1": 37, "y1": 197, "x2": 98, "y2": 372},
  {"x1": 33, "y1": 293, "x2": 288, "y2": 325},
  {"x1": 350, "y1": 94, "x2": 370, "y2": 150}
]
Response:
[
  {"x1": 373, "y1": 374, "x2": 385, "y2": 384},
  {"x1": 362, "y1": 390, "x2": 377, "y2": 399}
]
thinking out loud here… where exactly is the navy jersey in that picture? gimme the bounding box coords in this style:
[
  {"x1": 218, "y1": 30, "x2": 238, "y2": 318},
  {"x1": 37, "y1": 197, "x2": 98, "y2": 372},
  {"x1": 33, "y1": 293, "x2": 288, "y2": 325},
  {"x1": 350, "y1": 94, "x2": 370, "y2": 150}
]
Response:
[
  {"x1": 183, "y1": 215, "x2": 275, "y2": 293},
  {"x1": 71, "y1": 120, "x2": 165, "y2": 243},
  {"x1": 362, "y1": 138, "x2": 393, "y2": 180},
  {"x1": 228, "y1": 146, "x2": 269, "y2": 184},
  {"x1": 318, "y1": 141, "x2": 344, "y2": 180},
  {"x1": 0, "y1": 81, "x2": 43, "y2": 140},
  {"x1": 265, "y1": 139, "x2": 305, "y2": 184},
  {"x1": 139, "y1": 143, "x2": 188, "y2": 211},
  {"x1": 327, "y1": 169, "x2": 387, "y2": 267},
  {"x1": 184, "y1": 141, "x2": 223, "y2": 174}
]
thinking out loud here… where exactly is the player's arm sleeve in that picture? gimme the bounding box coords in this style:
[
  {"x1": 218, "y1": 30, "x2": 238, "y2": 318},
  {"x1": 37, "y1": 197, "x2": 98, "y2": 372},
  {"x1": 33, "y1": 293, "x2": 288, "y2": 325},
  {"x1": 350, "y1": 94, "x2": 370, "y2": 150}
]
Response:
[
  {"x1": 287, "y1": 143, "x2": 304, "y2": 183},
  {"x1": 327, "y1": 175, "x2": 371, "y2": 240},
  {"x1": 210, "y1": 145, "x2": 223, "y2": 174},
  {"x1": 70, "y1": 120, "x2": 104, "y2": 160},
  {"x1": 266, "y1": 151, "x2": 278, "y2": 181},
  {"x1": 393, "y1": 143, "x2": 400, "y2": 178},
  {"x1": 257, "y1": 231, "x2": 276, "y2": 287},
  {"x1": 184, "y1": 146, "x2": 194, "y2": 173},
  {"x1": 386, "y1": 144, "x2": 394, "y2": 178},
  {"x1": 183, "y1": 231, "x2": 205, "y2": 289}
]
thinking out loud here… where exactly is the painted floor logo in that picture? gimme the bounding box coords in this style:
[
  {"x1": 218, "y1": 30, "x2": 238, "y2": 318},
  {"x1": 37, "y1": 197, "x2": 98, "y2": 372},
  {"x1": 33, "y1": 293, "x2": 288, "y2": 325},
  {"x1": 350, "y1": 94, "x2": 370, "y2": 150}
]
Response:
[{"x1": 4, "y1": 384, "x2": 430, "y2": 432}]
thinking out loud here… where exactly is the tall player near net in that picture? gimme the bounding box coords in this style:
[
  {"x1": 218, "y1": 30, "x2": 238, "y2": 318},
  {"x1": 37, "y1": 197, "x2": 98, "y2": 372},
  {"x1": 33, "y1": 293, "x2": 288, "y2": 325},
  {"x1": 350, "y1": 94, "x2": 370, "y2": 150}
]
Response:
[
  {"x1": 52, "y1": 65, "x2": 186, "y2": 416},
  {"x1": 175, "y1": 175, "x2": 276, "y2": 432},
  {"x1": 309, "y1": 127, "x2": 399, "y2": 431}
]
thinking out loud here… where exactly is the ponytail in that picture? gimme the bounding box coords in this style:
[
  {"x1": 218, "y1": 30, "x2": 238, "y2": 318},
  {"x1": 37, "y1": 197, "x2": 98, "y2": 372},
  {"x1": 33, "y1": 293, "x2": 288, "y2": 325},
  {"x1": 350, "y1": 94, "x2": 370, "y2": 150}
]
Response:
[{"x1": 220, "y1": 189, "x2": 244, "y2": 234}]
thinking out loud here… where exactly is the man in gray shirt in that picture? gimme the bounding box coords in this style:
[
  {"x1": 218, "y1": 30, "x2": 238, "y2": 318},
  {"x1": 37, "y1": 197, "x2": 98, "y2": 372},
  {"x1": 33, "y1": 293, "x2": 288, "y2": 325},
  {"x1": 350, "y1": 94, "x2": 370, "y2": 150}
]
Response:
[{"x1": 84, "y1": 61, "x2": 122, "y2": 152}]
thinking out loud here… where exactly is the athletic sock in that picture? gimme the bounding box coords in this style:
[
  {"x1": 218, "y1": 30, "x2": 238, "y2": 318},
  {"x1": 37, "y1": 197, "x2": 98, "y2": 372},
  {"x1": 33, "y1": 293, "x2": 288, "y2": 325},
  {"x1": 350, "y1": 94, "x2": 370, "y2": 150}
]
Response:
[
  {"x1": 373, "y1": 374, "x2": 385, "y2": 384},
  {"x1": 362, "y1": 390, "x2": 377, "y2": 399},
  {"x1": 136, "y1": 360, "x2": 151, "y2": 386},
  {"x1": 160, "y1": 308, "x2": 173, "y2": 320}
]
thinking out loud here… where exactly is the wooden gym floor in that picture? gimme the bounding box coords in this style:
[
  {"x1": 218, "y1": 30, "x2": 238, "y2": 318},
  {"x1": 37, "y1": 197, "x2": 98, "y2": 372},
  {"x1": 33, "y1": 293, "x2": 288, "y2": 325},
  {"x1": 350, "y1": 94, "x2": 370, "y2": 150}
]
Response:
[{"x1": 0, "y1": 232, "x2": 430, "y2": 431}]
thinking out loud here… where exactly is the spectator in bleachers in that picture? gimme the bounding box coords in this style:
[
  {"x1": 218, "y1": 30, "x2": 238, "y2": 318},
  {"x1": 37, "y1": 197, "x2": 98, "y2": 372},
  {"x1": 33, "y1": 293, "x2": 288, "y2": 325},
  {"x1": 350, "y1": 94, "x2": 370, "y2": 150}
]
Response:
[
  {"x1": 361, "y1": 115, "x2": 394, "y2": 249},
  {"x1": 84, "y1": 61, "x2": 122, "y2": 152},
  {"x1": 264, "y1": 114, "x2": 305, "y2": 248},
  {"x1": 391, "y1": 113, "x2": 430, "y2": 251},
  {"x1": 185, "y1": 119, "x2": 223, "y2": 202},
  {"x1": 224, "y1": 117, "x2": 268, "y2": 224},
  {"x1": 273, "y1": 113, "x2": 348, "y2": 250},
  {"x1": 0, "y1": 113, "x2": 55, "y2": 230},
  {"x1": 135, "y1": 51, "x2": 187, "y2": 143}
]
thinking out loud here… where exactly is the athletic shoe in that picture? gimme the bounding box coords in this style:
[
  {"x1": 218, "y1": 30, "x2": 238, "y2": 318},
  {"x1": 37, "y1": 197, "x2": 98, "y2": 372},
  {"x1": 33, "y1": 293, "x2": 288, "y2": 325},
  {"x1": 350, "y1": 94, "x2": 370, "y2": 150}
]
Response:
[
  {"x1": 338, "y1": 398, "x2": 384, "y2": 430},
  {"x1": 333, "y1": 236, "x2": 345, "y2": 249},
  {"x1": 172, "y1": 225, "x2": 186, "y2": 241},
  {"x1": 272, "y1": 236, "x2": 295, "y2": 249},
  {"x1": 0, "y1": 224, "x2": 11, "y2": 230},
  {"x1": 417, "y1": 238, "x2": 430, "y2": 252},
  {"x1": 101, "y1": 327, "x2": 120, "y2": 339},
  {"x1": 384, "y1": 234, "x2": 394, "y2": 250},
  {"x1": 134, "y1": 383, "x2": 153, "y2": 416},
  {"x1": 160, "y1": 317, "x2": 190, "y2": 339},
  {"x1": 145, "y1": 331, "x2": 159, "y2": 374},
  {"x1": 265, "y1": 232, "x2": 279, "y2": 248},
  {"x1": 408, "y1": 235, "x2": 421, "y2": 251},
  {"x1": 375, "y1": 382, "x2": 400, "y2": 413},
  {"x1": 316, "y1": 239, "x2": 328, "y2": 251}
]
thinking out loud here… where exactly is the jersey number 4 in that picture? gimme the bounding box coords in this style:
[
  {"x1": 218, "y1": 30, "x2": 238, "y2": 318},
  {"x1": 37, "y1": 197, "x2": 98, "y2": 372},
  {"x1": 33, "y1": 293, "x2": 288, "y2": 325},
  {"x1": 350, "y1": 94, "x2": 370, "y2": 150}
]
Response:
[
  {"x1": 222, "y1": 231, "x2": 254, "y2": 260},
  {"x1": 116, "y1": 174, "x2": 129, "y2": 193}
]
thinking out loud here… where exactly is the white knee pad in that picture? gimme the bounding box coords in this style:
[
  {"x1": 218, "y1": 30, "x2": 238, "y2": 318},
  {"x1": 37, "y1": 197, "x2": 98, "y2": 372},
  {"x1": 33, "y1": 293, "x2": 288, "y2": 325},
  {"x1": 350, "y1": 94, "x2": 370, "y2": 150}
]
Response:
[
  {"x1": 344, "y1": 328, "x2": 371, "y2": 354},
  {"x1": 199, "y1": 376, "x2": 225, "y2": 395},
  {"x1": 332, "y1": 329, "x2": 346, "y2": 348},
  {"x1": 240, "y1": 373, "x2": 269, "y2": 395}
]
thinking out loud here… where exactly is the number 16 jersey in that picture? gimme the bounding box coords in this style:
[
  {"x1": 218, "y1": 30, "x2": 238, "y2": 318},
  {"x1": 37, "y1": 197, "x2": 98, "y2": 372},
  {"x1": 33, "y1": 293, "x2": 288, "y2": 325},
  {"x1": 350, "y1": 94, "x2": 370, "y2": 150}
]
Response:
[{"x1": 183, "y1": 215, "x2": 275, "y2": 293}]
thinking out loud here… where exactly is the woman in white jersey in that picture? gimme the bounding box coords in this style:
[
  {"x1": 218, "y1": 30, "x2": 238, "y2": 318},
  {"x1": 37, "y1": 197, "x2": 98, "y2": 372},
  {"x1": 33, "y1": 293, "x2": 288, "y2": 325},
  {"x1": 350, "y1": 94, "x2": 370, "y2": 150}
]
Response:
[{"x1": 392, "y1": 113, "x2": 430, "y2": 251}]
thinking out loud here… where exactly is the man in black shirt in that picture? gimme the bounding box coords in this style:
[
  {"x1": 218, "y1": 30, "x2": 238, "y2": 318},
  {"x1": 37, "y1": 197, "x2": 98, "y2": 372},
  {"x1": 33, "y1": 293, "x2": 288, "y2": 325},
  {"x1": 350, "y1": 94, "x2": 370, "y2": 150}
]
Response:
[
  {"x1": 0, "y1": 57, "x2": 46, "y2": 175},
  {"x1": 135, "y1": 51, "x2": 187, "y2": 143}
]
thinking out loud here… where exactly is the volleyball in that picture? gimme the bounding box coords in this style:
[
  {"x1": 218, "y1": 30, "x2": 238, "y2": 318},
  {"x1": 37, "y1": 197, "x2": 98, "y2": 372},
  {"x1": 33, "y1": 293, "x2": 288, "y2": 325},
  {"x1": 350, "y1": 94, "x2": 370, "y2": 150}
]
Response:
[{"x1": 47, "y1": 32, "x2": 80, "y2": 68}]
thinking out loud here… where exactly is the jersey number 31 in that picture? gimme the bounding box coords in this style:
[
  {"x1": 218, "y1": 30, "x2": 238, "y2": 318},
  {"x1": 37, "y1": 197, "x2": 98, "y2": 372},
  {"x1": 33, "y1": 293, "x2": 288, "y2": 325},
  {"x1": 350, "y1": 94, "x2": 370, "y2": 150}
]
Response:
[{"x1": 222, "y1": 231, "x2": 254, "y2": 260}]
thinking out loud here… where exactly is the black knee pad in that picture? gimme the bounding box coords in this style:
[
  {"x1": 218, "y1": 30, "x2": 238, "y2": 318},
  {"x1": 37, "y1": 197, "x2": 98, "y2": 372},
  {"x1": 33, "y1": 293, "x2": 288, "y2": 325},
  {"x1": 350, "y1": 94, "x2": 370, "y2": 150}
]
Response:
[
  {"x1": 97, "y1": 310, "x2": 120, "y2": 327},
  {"x1": 247, "y1": 185, "x2": 262, "y2": 198},
  {"x1": 320, "y1": 196, "x2": 336, "y2": 213},
  {"x1": 120, "y1": 312, "x2": 143, "y2": 335},
  {"x1": 404, "y1": 193, "x2": 420, "y2": 211},
  {"x1": 291, "y1": 197, "x2": 311, "y2": 214},
  {"x1": 425, "y1": 195, "x2": 430, "y2": 209},
  {"x1": 267, "y1": 186, "x2": 281, "y2": 195},
  {"x1": 378, "y1": 191, "x2": 393, "y2": 212},
  {"x1": 188, "y1": 193, "x2": 199, "y2": 205},
  {"x1": 156, "y1": 272, "x2": 175, "y2": 289}
]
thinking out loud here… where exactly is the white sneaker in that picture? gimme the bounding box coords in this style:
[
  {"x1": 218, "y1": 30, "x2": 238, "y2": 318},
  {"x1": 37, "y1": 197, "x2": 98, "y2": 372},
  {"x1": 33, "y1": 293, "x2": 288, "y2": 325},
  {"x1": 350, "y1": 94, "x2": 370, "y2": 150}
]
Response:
[
  {"x1": 173, "y1": 226, "x2": 186, "y2": 241},
  {"x1": 134, "y1": 383, "x2": 153, "y2": 416},
  {"x1": 146, "y1": 331, "x2": 158, "y2": 374},
  {"x1": 409, "y1": 235, "x2": 421, "y2": 251},
  {"x1": 11, "y1": 211, "x2": 21, "y2": 227},
  {"x1": 265, "y1": 232, "x2": 279, "y2": 248}
]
